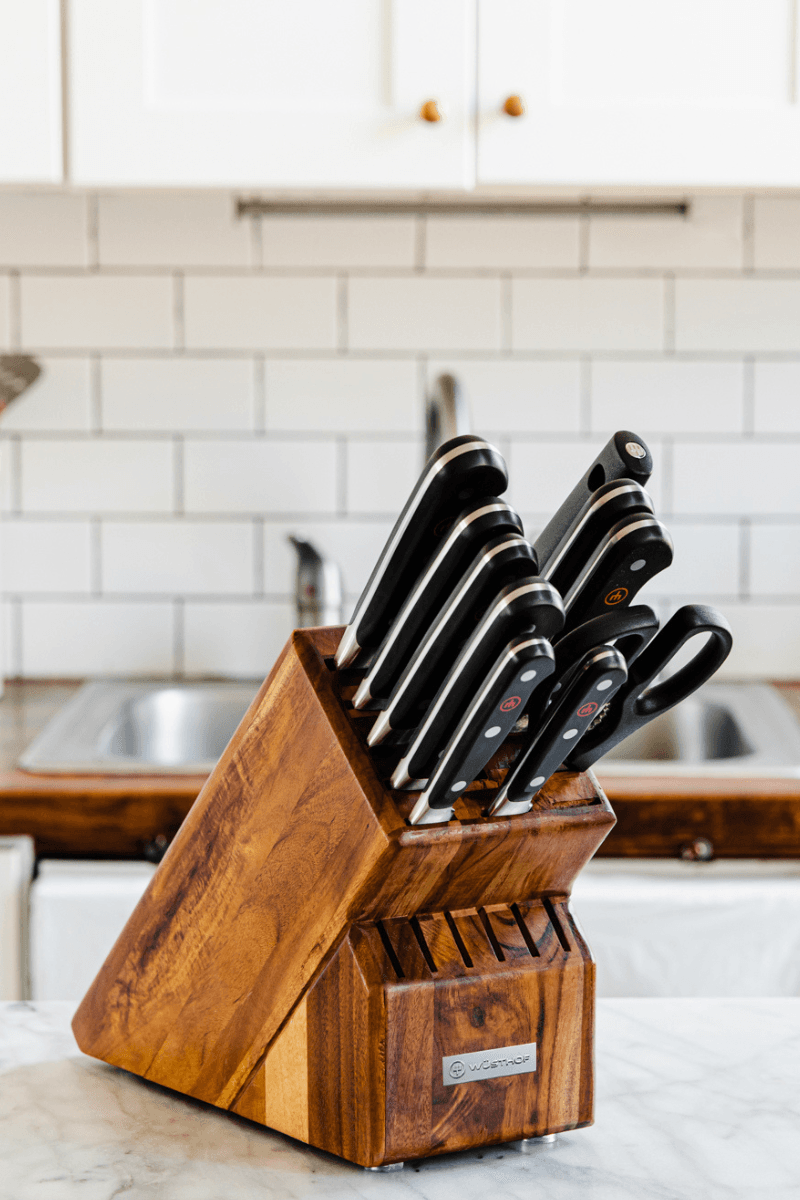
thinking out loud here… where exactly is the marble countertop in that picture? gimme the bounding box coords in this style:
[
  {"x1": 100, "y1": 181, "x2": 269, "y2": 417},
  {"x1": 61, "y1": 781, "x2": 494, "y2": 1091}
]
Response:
[{"x1": 2, "y1": 1000, "x2": 798, "y2": 1200}]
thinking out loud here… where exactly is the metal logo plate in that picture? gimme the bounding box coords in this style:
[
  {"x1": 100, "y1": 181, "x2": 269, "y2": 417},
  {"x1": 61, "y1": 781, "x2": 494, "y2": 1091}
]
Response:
[{"x1": 442, "y1": 1042, "x2": 537, "y2": 1086}]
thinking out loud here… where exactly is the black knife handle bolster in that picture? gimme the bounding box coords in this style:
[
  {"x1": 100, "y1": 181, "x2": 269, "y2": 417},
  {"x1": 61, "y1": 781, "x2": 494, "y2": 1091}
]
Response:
[{"x1": 499, "y1": 647, "x2": 628, "y2": 804}]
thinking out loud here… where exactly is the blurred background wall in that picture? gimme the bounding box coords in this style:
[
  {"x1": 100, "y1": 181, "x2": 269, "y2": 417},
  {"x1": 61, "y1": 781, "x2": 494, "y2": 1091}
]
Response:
[{"x1": 0, "y1": 191, "x2": 797, "y2": 679}]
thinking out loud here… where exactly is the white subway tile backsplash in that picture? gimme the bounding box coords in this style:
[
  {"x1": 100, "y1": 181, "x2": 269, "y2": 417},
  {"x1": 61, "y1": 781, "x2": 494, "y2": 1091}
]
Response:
[
  {"x1": 753, "y1": 362, "x2": 800, "y2": 433},
  {"x1": 639, "y1": 521, "x2": 740, "y2": 598},
  {"x1": 345, "y1": 440, "x2": 420, "y2": 515},
  {"x1": 184, "y1": 439, "x2": 337, "y2": 514},
  {"x1": 753, "y1": 198, "x2": 800, "y2": 270},
  {"x1": 101, "y1": 358, "x2": 255, "y2": 431},
  {"x1": 425, "y1": 216, "x2": 580, "y2": 270},
  {"x1": 0, "y1": 439, "x2": 14, "y2": 513},
  {"x1": 183, "y1": 601, "x2": 294, "y2": 677},
  {"x1": 261, "y1": 216, "x2": 415, "y2": 269},
  {"x1": 507, "y1": 438, "x2": 606, "y2": 516},
  {"x1": 97, "y1": 193, "x2": 250, "y2": 267},
  {"x1": 675, "y1": 279, "x2": 800, "y2": 352},
  {"x1": 265, "y1": 359, "x2": 419, "y2": 433},
  {"x1": 672, "y1": 443, "x2": 800, "y2": 515},
  {"x1": 21, "y1": 601, "x2": 174, "y2": 676},
  {"x1": 263, "y1": 519, "x2": 393, "y2": 599},
  {"x1": 0, "y1": 194, "x2": 88, "y2": 268},
  {"x1": 102, "y1": 521, "x2": 254, "y2": 594},
  {"x1": 0, "y1": 275, "x2": 10, "y2": 348},
  {"x1": 348, "y1": 277, "x2": 503, "y2": 352},
  {"x1": 512, "y1": 278, "x2": 664, "y2": 351},
  {"x1": 1, "y1": 521, "x2": 92, "y2": 593},
  {"x1": 588, "y1": 197, "x2": 743, "y2": 270},
  {"x1": 21, "y1": 439, "x2": 174, "y2": 513},
  {"x1": 713, "y1": 604, "x2": 800, "y2": 680},
  {"x1": 1, "y1": 359, "x2": 92, "y2": 432},
  {"x1": 428, "y1": 359, "x2": 581, "y2": 434},
  {"x1": 749, "y1": 525, "x2": 800, "y2": 595},
  {"x1": 20, "y1": 276, "x2": 174, "y2": 350},
  {"x1": 184, "y1": 276, "x2": 337, "y2": 351},
  {"x1": 591, "y1": 360, "x2": 745, "y2": 434}
]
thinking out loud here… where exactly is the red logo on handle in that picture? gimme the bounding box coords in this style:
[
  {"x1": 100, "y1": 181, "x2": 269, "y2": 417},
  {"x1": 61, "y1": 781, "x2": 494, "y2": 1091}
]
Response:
[
  {"x1": 500, "y1": 695, "x2": 522, "y2": 713},
  {"x1": 577, "y1": 701, "x2": 598, "y2": 719}
]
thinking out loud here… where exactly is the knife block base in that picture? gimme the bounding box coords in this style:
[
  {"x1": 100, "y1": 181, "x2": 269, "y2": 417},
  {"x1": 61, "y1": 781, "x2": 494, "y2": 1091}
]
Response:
[{"x1": 72, "y1": 625, "x2": 615, "y2": 1169}]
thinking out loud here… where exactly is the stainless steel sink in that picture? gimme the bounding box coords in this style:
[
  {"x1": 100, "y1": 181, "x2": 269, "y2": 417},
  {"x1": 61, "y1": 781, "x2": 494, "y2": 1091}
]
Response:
[
  {"x1": 596, "y1": 683, "x2": 800, "y2": 777},
  {"x1": 18, "y1": 681, "x2": 261, "y2": 774}
]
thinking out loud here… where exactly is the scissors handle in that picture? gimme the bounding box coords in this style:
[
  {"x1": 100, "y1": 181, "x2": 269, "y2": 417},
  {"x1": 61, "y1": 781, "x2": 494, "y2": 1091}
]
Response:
[{"x1": 567, "y1": 603, "x2": 733, "y2": 771}]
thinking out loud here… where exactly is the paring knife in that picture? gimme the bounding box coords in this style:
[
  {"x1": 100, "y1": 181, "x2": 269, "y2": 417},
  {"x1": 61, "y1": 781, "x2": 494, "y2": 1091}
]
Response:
[
  {"x1": 336, "y1": 435, "x2": 508, "y2": 668},
  {"x1": 353, "y1": 498, "x2": 523, "y2": 710},
  {"x1": 534, "y1": 431, "x2": 653, "y2": 575},
  {"x1": 542, "y1": 479, "x2": 654, "y2": 599},
  {"x1": 389, "y1": 578, "x2": 564, "y2": 790},
  {"x1": 408, "y1": 635, "x2": 556, "y2": 826},
  {"x1": 561, "y1": 514, "x2": 674, "y2": 635},
  {"x1": 567, "y1": 604, "x2": 734, "y2": 772},
  {"x1": 488, "y1": 645, "x2": 629, "y2": 818},
  {"x1": 368, "y1": 533, "x2": 538, "y2": 745}
]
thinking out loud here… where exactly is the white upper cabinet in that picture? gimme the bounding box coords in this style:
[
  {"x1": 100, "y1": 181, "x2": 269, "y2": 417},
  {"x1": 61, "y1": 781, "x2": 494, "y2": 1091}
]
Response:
[
  {"x1": 0, "y1": 0, "x2": 62, "y2": 182},
  {"x1": 68, "y1": 0, "x2": 476, "y2": 188},
  {"x1": 478, "y1": 0, "x2": 800, "y2": 186}
]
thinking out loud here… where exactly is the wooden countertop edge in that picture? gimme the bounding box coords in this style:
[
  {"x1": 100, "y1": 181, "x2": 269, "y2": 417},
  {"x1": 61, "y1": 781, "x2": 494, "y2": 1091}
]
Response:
[
  {"x1": 0, "y1": 769, "x2": 206, "y2": 798},
  {"x1": 597, "y1": 774, "x2": 800, "y2": 800}
]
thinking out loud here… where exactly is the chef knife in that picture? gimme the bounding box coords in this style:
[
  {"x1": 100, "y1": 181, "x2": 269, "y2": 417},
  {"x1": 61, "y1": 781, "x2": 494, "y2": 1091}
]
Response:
[
  {"x1": 534, "y1": 431, "x2": 653, "y2": 575},
  {"x1": 368, "y1": 532, "x2": 538, "y2": 745},
  {"x1": 353, "y1": 498, "x2": 523, "y2": 709},
  {"x1": 336, "y1": 435, "x2": 508, "y2": 668},
  {"x1": 408, "y1": 634, "x2": 556, "y2": 826},
  {"x1": 488, "y1": 645, "x2": 628, "y2": 818},
  {"x1": 390, "y1": 577, "x2": 564, "y2": 790},
  {"x1": 542, "y1": 479, "x2": 654, "y2": 598},
  {"x1": 561, "y1": 514, "x2": 674, "y2": 635}
]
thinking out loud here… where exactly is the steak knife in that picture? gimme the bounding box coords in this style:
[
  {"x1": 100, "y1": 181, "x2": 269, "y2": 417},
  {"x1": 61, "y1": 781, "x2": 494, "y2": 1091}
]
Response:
[
  {"x1": 408, "y1": 635, "x2": 556, "y2": 826},
  {"x1": 368, "y1": 533, "x2": 538, "y2": 745},
  {"x1": 336, "y1": 434, "x2": 508, "y2": 668},
  {"x1": 489, "y1": 645, "x2": 628, "y2": 818},
  {"x1": 390, "y1": 578, "x2": 564, "y2": 790},
  {"x1": 534, "y1": 431, "x2": 653, "y2": 575},
  {"x1": 353, "y1": 498, "x2": 523, "y2": 709},
  {"x1": 561, "y1": 514, "x2": 673, "y2": 635},
  {"x1": 542, "y1": 479, "x2": 654, "y2": 598}
]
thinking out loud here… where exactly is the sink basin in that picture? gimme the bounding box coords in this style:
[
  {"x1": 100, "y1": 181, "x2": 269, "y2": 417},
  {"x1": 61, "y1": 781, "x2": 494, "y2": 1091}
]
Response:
[
  {"x1": 18, "y1": 681, "x2": 260, "y2": 774},
  {"x1": 596, "y1": 683, "x2": 800, "y2": 777}
]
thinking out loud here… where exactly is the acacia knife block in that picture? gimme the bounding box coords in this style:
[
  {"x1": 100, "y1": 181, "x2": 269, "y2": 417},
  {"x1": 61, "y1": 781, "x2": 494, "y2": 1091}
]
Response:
[{"x1": 72, "y1": 625, "x2": 616, "y2": 1168}]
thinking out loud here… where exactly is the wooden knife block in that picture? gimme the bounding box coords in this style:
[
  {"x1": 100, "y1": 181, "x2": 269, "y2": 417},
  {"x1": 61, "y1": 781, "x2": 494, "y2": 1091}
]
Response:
[{"x1": 72, "y1": 626, "x2": 616, "y2": 1169}]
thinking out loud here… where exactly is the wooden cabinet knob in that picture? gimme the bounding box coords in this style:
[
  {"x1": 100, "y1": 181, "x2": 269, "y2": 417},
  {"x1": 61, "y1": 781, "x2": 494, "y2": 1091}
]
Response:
[
  {"x1": 419, "y1": 99, "x2": 443, "y2": 123},
  {"x1": 503, "y1": 95, "x2": 525, "y2": 118}
]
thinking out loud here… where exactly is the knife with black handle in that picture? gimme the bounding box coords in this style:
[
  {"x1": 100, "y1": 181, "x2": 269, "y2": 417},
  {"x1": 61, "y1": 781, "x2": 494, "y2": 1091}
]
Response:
[
  {"x1": 542, "y1": 479, "x2": 654, "y2": 598},
  {"x1": 488, "y1": 645, "x2": 628, "y2": 818},
  {"x1": 390, "y1": 578, "x2": 564, "y2": 790},
  {"x1": 567, "y1": 604, "x2": 733, "y2": 772},
  {"x1": 353, "y1": 498, "x2": 523, "y2": 709},
  {"x1": 561, "y1": 514, "x2": 673, "y2": 635},
  {"x1": 367, "y1": 533, "x2": 538, "y2": 746},
  {"x1": 534, "y1": 432, "x2": 653, "y2": 575},
  {"x1": 408, "y1": 635, "x2": 556, "y2": 826},
  {"x1": 336, "y1": 434, "x2": 508, "y2": 668}
]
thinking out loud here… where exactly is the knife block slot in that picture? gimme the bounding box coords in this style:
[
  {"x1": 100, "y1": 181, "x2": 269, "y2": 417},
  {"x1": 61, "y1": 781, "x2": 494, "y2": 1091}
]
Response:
[{"x1": 72, "y1": 625, "x2": 615, "y2": 1169}]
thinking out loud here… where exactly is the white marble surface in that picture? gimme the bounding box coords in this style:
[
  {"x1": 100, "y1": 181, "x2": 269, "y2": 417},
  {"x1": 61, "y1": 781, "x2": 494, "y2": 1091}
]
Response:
[{"x1": 1, "y1": 1000, "x2": 798, "y2": 1200}]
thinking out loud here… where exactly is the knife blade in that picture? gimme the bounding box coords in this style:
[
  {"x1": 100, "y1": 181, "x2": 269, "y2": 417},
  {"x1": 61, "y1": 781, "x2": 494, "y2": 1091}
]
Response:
[
  {"x1": 407, "y1": 635, "x2": 556, "y2": 826},
  {"x1": 336, "y1": 435, "x2": 508, "y2": 668},
  {"x1": 367, "y1": 533, "x2": 538, "y2": 745},
  {"x1": 534, "y1": 431, "x2": 653, "y2": 575},
  {"x1": 488, "y1": 644, "x2": 628, "y2": 818},
  {"x1": 353, "y1": 498, "x2": 523, "y2": 710},
  {"x1": 561, "y1": 514, "x2": 674, "y2": 635},
  {"x1": 542, "y1": 479, "x2": 654, "y2": 598},
  {"x1": 389, "y1": 578, "x2": 564, "y2": 790}
]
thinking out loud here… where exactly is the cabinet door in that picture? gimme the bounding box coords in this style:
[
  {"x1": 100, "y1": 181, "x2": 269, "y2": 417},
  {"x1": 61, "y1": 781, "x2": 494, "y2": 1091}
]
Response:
[
  {"x1": 0, "y1": 0, "x2": 62, "y2": 182},
  {"x1": 479, "y1": 0, "x2": 800, "y2": 186},
  {"x1": 69, "y1": 0, "x2": 475, "y2": 188}
]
